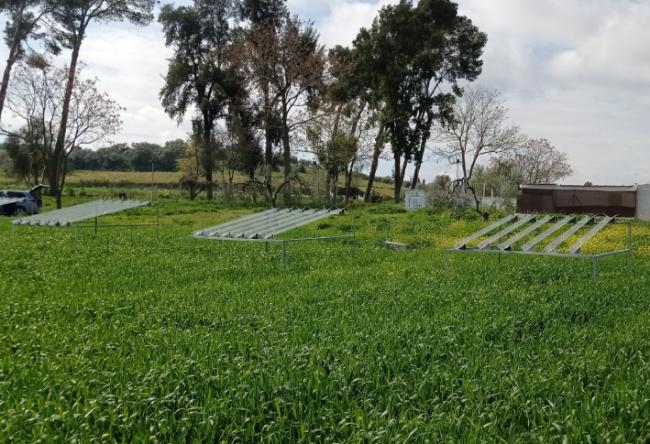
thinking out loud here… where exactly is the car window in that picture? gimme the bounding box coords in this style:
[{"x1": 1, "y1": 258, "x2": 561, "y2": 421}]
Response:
[{"x1": 7, "y1": 191, "x2": 26, "y2": 198}]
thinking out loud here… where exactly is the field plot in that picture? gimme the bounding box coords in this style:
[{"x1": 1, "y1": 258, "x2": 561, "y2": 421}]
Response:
[{"x1": 2, "y1": 203, "x2": 650, "y2": 442}]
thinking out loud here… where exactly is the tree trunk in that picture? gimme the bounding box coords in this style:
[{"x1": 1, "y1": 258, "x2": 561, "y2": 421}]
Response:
[
  {"x1": 0, "y1": 41, "x2": 21, "y2": 123},
  {"x1": 52, "y1": 33, "x2": 83, "y2": 209},
  {"x1": 467, "y1": 182, "x2": 485, "y2": 219},
  {"x1": 263, "y1": 87, "x2": 274, "y2": 206},
  {"x1": 203, "y1": 114, "x2": 214, "y2": 201},
  {"x1": 364, "y1": 124, "x2": 385, "y2": 203},
  {"x1": 0, "y1": 1, "x2": 27, "y2": 122},
  {"x1": 410, "y1": 113, "x2": 433, "y2": 189},
  {"x1": 410, "y1": 140, "x2": 425, "y2": 190},
  {"x1": 46, "y1": 160, "x2": 58, "y2": 204},
  {"x1": 324, "y1": 170, "x2": 331, "y2": 202},
  {"x1": 344, "y1": 158, "x2": 355, "y2": 203},
  {"x1": 281, "y1": 105, "x2": 290, "y2": 180},
  {"x1": 393, "y1": 151, "x2": 403, "y2": 203},
  {"x1": 280, "y1": 103, "x2": 291, "y2": 205},
  {"x1": 264, "y1": 131, "x2": 273, "y2": 206}
]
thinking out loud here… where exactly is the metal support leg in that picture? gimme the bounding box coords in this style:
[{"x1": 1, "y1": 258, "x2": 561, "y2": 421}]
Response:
[
  {"x1": 352, "y1": 213, "x2": 357, "y2": 257},
  {"x1": 592, "y1": 257, "x2": 598, "y2": 281},
  {"x1": 94, "y1": 216, "x2": 98, "y2": 235},
  {"x1": 627, "y1": 250, "x2": 633, "y2": 273},
  {"x1": 628, "y1": 222, "x2": 632, "y2": 249}
]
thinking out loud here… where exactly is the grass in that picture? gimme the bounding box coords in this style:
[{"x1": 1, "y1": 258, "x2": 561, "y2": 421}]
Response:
[{"x1": 2, "y1": 194, "x2": 650, "y2": 442}]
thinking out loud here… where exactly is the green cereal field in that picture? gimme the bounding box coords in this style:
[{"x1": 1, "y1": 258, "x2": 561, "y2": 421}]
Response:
[{"x1": 2, "y1": 196, "x2": 650, "y2": 442}]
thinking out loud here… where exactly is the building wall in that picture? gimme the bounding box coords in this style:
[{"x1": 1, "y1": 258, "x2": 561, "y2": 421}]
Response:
[{"x1": 518, "y1": 188, "x2": 636, "y2": 217}]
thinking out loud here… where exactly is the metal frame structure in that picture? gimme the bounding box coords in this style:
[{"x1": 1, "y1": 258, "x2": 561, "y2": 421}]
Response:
[
  {"x1": 192, "y1": 208, "x2": 355, "y2": 263},
  {"x1": 446, "y1": 213, "x2": 633, "y2": 280},
  {"x1": 12, "y1": 199, "x2": 157, "y2": 234}
]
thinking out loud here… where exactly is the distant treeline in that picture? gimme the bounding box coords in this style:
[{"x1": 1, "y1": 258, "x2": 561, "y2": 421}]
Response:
[{"x1": 68, "y1": 140, "x2": 188, "y2": 172}]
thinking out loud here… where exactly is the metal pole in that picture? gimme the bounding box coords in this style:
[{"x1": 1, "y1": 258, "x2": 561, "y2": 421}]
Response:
[
  {"x1": 592, "y1": 257, "x2": 598, "y2": 281},
  {"x1": 627, "y1": 221, "x2": 633, "y2": 272},
  {"x1": 94, "y1": 216, "x2": 98, "y2": 236},
  {"x1": 352, "y1": 213, "x2": 357, "y2": 256},
  {"x1": 151, "y1": 157, "x2": 155, "y2": 203},
  {"x1": 282, "y1": 240, "x2": 287, "y2": 265}
]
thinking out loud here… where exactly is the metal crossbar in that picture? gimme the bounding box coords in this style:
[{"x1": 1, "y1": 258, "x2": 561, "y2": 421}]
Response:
[
  {"x1": 545, "y1": 215, "x2": 593, "y2": 253},
  {"x1": 499, "y1": 214, "x2": 553, "y2": 251},
  {"x1": 569, "y1": 216, "x2": 614, "y2": 254},
  {"x1": 477, "y1": 214, "x2": 535, "y2": 250},
  {"x1": 13, "y1": 200, "x2": 150, "y2": 226},
  {"x1": 452, "y1": 214, "x2": 516, "y2": 250},
  {"x1": 522, "y1": 215, "x2": 574, "y2": 251}
]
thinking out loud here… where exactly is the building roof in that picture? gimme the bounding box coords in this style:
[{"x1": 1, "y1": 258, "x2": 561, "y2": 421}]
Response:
[{"x1": 520, "y1": 184, "x2": 638, "y2": 192}]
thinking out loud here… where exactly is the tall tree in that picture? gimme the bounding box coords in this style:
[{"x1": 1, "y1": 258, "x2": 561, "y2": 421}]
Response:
[
  {"x1": 409, "y1": 0, "x2": 486, "y2": 188},
  {"x1": 271, "y1": 17, "x2": 325, "y2": 182},
  {"x1": 353, "y1": 0, "x2": 486, "y2": 202},
  {"x1": 435, "y1": 86, "x2": 524, "y2": 215},
  {"x1": 45, "y1": 0, "x2": 155, "y2": 207},
  {"x1": 238, "y1": 0, "x2": 287, "y2": 205},
  {"x1": 0, "y1": 0, "x2": 48, "y2": 121},
  {"x1": 160, "y1": 0, "x2": 239, "y2": 201},
  {"x1": 2, "y1": 61, "x2": 122, "y2": 202},
  {"x1": 240, "y1": 8, "x2": 325, "y2": 205},
  {"x1": 305, "y1": 45, "x2": 371, "y2": 203}
]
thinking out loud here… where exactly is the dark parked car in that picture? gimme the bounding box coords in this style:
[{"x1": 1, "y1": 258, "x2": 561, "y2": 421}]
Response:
[{"x1": 0, "y1": 185, "x2": 48, "y2": 216}]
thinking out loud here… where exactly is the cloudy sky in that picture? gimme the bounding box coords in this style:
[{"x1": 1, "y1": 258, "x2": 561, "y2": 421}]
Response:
[{"x1": 3, "y1": 0, "x2": 650, "y2": 184}]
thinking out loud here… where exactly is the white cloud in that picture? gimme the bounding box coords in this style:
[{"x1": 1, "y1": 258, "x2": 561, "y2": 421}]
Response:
[
  {"x1": 452, "y1": 0, "x2": 650, "y2": 184},
  {"x1": 317, "y1": 1, "x2": 394, "y2": 48},
  {"x1": 71, "y1": 22, "x2": 192, "y2": 144}
]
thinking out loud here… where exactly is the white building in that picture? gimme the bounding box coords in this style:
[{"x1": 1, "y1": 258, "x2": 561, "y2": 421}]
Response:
[{"x1": 405, "y1": 189, "x2": 428, "y2": 211}]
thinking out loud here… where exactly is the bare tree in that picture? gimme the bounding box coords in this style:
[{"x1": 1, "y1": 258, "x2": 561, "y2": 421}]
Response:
[
  {"x1": 436, "y1": 86, "x2": 523, "y2": 215},
  {"x1": 2, "y1": 60, "x2": 122, "y2": 204},
  {"x1": 506, "y1": 138, "x2": 573, "y2": 184},
  {"x1": 239, "y1": 14, "x2": 325, "y2": 205}
]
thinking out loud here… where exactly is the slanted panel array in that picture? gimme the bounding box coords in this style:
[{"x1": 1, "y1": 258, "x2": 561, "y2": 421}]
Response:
[
  {"x1": 451, "y1": 213, "x2": 617, "y2": 256},
  {"x1": 13, "y1": 200, "x2": 150, "y2": 226},
  {"x1": 477, "y1": 214, "x2": 535, "y2": 250},
  {"x1": 499, "y1": 215, "x2": 553, "y2": 251},
  {"x1": 193, "y1": 208, "x2": 344, "y2": 240},
  {"x1": 452, "y1": 214, "x2": 516, "y2": 250},
  {"x1": 569, "y1": 216, "x2": 614, "y2": 254},
  {"x1": 522, "y1": 215, "x2": 573, "y2": 252},
  {"x1": 544, "y1": 215, "x2": 593, "y2": 253}
]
